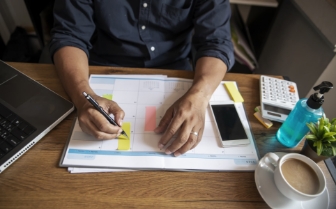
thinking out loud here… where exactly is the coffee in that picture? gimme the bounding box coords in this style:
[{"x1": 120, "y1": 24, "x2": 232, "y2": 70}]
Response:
[{"x1": 281, "y1": 159, "x2": 319, "y2": 195}]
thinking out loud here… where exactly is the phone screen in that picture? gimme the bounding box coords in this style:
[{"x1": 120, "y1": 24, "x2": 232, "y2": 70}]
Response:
[{"x1": 211, "y1": 104, "x2": 248, "y2": 141}]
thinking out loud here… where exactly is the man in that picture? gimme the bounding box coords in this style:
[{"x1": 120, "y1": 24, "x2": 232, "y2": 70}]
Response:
[{"x1": 50, "y1": 0, "x2": 234, "y2": 157}]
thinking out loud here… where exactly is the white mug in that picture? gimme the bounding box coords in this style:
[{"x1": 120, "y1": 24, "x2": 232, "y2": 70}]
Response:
[{"x1": 263, "y1": 152, "x2": 326, "y2": 201}]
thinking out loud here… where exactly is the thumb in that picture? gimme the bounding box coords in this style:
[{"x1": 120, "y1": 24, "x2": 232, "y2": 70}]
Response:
[{"x1": 104, "y1": 99, "x2": 125, "y2": 126}]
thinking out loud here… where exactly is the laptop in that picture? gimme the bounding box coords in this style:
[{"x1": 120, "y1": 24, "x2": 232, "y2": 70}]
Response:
[{"x1": 0, "y1": 60, "x2": 74, "y2": 173}]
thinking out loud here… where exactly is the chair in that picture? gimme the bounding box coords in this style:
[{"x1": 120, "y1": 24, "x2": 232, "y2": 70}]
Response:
[{"x1": 24, "y1": 0, "x2": 55, "y2": 63}]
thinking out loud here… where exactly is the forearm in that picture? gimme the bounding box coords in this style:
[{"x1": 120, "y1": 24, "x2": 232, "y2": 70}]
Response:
[
  {"x1": 188, "y1": 57, "x2": 227, "y2": 106},
  {"x1": 53, "y1": 46, "x2": 94, "y2": 108}
]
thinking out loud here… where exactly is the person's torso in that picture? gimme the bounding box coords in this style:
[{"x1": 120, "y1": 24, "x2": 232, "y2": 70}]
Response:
[{"x1": 90, "y1": 0, "x2": 195, "y2": 69}]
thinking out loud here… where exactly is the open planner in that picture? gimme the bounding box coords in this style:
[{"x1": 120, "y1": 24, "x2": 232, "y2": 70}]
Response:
[{"x1": 59, "y1": 74, "x2": 259, "y2": 172}]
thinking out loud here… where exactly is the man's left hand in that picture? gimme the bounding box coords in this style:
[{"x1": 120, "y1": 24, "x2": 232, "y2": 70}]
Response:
[{"x1": 154, "y1": 92, "x2": 208, "y2": 157}]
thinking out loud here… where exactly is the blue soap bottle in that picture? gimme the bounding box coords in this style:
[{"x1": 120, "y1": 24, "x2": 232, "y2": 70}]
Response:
[{"x1": 276, "y1": 81, "x2": 333, "y2": 148}]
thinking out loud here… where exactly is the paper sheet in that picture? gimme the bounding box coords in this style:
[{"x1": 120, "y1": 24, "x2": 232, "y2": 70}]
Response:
[{"x1": 60, "y1": 75, "x2": 259, "y2": 173}]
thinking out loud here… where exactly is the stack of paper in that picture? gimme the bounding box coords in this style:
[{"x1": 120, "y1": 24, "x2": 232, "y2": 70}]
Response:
[
  {"x1": 60, "y1": 75, "x2": 259, "y2": 173},
  {"x1": 230, "y1": 5, "x2": 258, "y2": 71}
]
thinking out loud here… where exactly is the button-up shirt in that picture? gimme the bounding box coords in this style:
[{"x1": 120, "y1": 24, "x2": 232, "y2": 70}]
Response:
[{"x1": 50, "y1": 0, "x2": 234, "y2": 70}]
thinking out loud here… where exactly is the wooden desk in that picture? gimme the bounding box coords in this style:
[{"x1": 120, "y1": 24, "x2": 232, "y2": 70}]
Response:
[{"x1": 0, "y1": 62, "x2": 334, "y2": 209}]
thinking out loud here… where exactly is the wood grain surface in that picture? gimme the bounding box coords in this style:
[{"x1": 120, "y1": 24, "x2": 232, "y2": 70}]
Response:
[{"x1": 0, "y1": 62, "x2": 334, "y2": 209}]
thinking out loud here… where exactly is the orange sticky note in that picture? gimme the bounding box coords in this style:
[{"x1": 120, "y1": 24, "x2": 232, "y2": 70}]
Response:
[{"x1": 145, "y1": 106, "x2": 156, "y2": 131}]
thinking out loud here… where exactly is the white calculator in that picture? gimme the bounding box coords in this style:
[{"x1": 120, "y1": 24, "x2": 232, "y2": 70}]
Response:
[{"x1": 260, "y1": 75, "x2": 300, "y2": 123}]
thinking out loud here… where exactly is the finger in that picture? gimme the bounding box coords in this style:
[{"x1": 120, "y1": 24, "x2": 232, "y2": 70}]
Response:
[
  {"x1": 154, "y1": 107, "x2": 173, "y2": 134},
  {"x1": 157, "y1": 111, "x2": 185, "y2": 150},
  {"x1": 96, "y1": 97, "x2": 125, "y2": 127},
  {"x1": 88, "y1": 107, "x2": 122, "y2": 134},
  {"x1": 80, "y1": 121, "x2": 121, "y2": 140},
  {"x1": 163, "y1": 109, "x2": 203, "y2": 154},
  {"x1": 190, "y1": 127, "x2": 204, "y2": 150},
  {"x1": 165, "y1": 123, "x2": 202, "y2": 156},
  {"x1": 173, "y1": 132, "x2": 199, "y2": 157},
  {"x1": 107, "y1": 101, "x2": 125, "y2": 126}
]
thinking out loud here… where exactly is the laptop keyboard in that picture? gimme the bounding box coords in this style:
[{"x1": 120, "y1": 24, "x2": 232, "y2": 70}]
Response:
[{"x1": 0, "y1": 103, "x2": 36, "y2": 159}]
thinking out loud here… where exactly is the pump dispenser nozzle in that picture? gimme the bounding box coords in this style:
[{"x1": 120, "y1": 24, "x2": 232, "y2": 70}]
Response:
[
  {"x1": 313, "y1": 81, "x2": 333, "y2": 94},
  {"x1": 307, "y1": 81, "x2": 333, "y2": 109}
]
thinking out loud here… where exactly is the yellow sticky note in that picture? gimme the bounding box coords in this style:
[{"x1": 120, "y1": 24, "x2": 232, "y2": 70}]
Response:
[
  {"x1": 255, "y1": 106, "x2": 262, "y2": 112},
  {"x1": 254, "y1": 111, "x2": 273, "y2": 128},
  {"x1": 117, "y1": 122, "x2": 131, "y2": 150},
  {"x1": 224, "y1": 82, "x2": 244, "y2": 102},
  {"x1": 102, "y1": 94, "x2": 113, "y2": 100}
]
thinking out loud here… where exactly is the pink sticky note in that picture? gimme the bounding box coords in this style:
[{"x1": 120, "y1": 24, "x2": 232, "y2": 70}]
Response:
[{"x1": 145, "y1": 106, "x2": 156, "y2": 131}]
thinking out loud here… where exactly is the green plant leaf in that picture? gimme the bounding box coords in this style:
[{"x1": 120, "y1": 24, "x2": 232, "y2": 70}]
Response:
[
  {"x1": 318, "y1": 129, "x2": 326, "y2": 139},
  {"x1": 331, "y1": 118, "x2": 336, "y2": 125},
  {"x1": 324, "y1": 137, "x2": 336, "y2": 142},
  {"x1": 316, "y1": 141, "x2": 322, "y2": 156},
  {"x1": 306, "y1": 123, "x2": 317, "y2": 135},
  {"x1": 323, "y1": 126, "x2": 330, "y2": 133},
  {"x1": 313, "y1": 141, "x2": 317, "y2": 147},
  {"x1": 332, "y1": 146, "x2": 336, "y2": 156},
  {"x1": 306, "y1": 134, "x2": 317, "y2": 140},
  {"x1": 330, "y1": 125, "x2": 336, "y2": 132},
  {"x1": 323, "y1": 132, "x2": 336, "y2": 139},
  {"x1": 317, "y1": 118, "x2": 326, "y2": 139},
  {"x1": 319, "y1": 117, "x2": 324, "y2": 133},
  {"x1": 324, "y1": 117, "x2": 329, "y2": 124},
  {"x1": 321, "y1": 147, "x2": 333, "y2": 157}
]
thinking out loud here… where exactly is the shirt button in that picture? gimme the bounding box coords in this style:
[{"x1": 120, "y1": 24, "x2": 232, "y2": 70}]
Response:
[
  {"x1": 141, "y1": 25, "x2": 146, "y2": 30},
  {"x1": 143, "y1": 3, "x2": 148, "y2": 8},
  {"x1": 150, "y1": 46, "x2": 155, "y2": 51}
]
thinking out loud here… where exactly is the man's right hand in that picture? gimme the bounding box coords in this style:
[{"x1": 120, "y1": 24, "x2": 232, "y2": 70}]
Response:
[
  {"x1": 53, "y1": 47, "x2": 125, "y2": 140},
  {"x1": 76, "y1": 94, "x2": 125, "y2": 140}
]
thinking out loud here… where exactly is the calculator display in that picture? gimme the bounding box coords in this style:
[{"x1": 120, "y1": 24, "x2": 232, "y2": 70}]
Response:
[{"x1": 264, "y1": 104, "x2": 291, "y2": 115}]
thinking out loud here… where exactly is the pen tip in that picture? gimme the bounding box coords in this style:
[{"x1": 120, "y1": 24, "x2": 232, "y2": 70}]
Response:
[{"x1": 83, "y1": 92, "x2": 87, "y2": 96}]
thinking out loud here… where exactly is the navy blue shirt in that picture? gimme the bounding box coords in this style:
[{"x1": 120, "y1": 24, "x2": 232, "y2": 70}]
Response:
[{"x1": 50, "y1": 0, "x2": 234, "y2": 70}]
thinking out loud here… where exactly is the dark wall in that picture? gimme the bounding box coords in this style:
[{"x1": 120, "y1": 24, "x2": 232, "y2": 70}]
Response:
[{"x1": 255, "y1": 0, "x2": 335, "y2": 97}]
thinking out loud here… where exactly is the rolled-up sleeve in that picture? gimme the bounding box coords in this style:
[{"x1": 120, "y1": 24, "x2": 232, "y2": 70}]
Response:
[
  {"x1": 192, "y1": 0, "x2": 235, "y2": 70},
  {"x1": 49, "y1": 0, "x2": 96, "y2": 61}
]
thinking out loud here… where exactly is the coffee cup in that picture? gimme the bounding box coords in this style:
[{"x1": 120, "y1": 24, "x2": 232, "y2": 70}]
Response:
[{"x1": 262, "y1": 152, "x2": 326, "y2": 201}]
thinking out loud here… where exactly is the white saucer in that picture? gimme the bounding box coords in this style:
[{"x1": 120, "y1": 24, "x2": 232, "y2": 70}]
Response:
[{"x1": 255, "y1": 152, "x2": 329, "y2": 209}]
